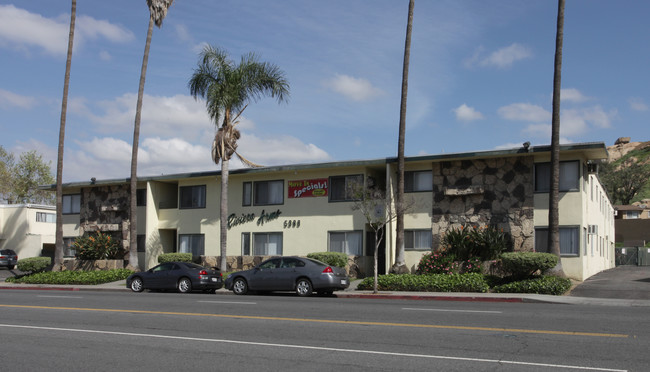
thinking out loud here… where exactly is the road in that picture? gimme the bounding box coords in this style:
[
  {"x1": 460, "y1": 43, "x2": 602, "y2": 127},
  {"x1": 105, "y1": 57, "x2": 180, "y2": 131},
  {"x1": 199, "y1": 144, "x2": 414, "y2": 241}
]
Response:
[{"x1": 0, "y1": 290, "x2": 647, "y2": 371}]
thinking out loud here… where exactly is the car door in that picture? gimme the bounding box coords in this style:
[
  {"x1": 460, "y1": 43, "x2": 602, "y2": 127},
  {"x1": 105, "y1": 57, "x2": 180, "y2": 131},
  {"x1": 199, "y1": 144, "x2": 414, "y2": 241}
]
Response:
[
  {"x1": 147, "y1": 262, "x2": 176, "y2": 289},
  {"x1": 250, "y1": 258, "x2": 281, "y2": 290},
  {"x1": 273, "y1": 258, "x2": 303, "y2": 290}
]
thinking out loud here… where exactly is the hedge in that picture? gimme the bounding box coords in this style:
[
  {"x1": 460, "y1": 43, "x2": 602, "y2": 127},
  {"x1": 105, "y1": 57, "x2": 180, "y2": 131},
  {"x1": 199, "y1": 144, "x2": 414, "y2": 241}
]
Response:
[
  {"x1": 357, "y1": 273, "x2": 489, "y2": 293},
  {"x1": 157, "y1": 253, "x2": 193, "y2": 263},
  {"x1": 500, "y1": 252, "x2": 558, "y2": 279},
  {"x1": 492, "y1": 276, "x2": 572, "y2": 295},
  {"x1": 5, "y1": 269, "x2": 133, "y2": 285},
  {"x1": 17, "y1": 257, "x2": 51, "y2": 273},
  {"x1": 307, "y1": 252, "x2": 348, "y2": 268}
]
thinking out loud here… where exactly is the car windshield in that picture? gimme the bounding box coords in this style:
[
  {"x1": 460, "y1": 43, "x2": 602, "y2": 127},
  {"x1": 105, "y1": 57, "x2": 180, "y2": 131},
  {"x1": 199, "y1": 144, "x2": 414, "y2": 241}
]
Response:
[
  {"x1": 304, "y1": 258, "x2": 327, "y2": 266},
  {"x1": 1, "y1": 249, "x2": 16, "y2": 255}
]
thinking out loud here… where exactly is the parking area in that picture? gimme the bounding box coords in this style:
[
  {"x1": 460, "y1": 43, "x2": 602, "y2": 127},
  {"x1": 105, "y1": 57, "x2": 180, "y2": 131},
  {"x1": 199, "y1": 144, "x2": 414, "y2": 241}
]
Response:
[{"x1": 569, "y1": 265, "x2": 650, "y2": 300}]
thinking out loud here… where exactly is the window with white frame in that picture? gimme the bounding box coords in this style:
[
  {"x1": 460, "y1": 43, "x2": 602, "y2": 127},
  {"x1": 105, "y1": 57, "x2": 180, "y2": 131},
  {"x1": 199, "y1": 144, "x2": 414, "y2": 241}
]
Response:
[
  {"x1": 254, "y1": 180, "x2": 284, "y2": 205},
  {"x1": 242, "y1": 182, "x2": 252, "y2": 206},
  {"x1": 534, "y1": 161, "x2": 580, "y2": 192},
  {"x1": 36, "y1": 212, "x2": 55, "y2": 223},
  {"x1": 62, "y1": 194, "x2": 81, "y2": 214},
  {"x1": 626, "y1": 210, "x2": 641, "y2": 219},
  {"x1": 329, "y1": 231, "x2": 362, "y2": 256},
  {"x1": 179, "y1": 185, "x2": 206, "y2": 209},
  {"x1": 534, "y1": 227, "x2": 579, "y2": 256},
  {"x1": 241, "y1": 233, "x2": 251, "y2": 255},
  {"x1": 405, "y1": 229, "x2": 432, "y2": 251},
  {"x1": 405, "y1": 171, "x2": 432, "y2": 192},
  {"x1": 178, "y1": 234, "x2": 205, "y2": 256},
  {"x1": 329, "y1": 175, "x2": 363, "y2": 202},
  {"x1": 253, "y1": 232, "x2": 283, "y2": 255}
]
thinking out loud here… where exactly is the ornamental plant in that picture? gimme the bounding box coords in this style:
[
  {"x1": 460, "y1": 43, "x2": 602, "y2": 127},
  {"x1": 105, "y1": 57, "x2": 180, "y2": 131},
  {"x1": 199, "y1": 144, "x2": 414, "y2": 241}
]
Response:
[
  {"x1": 74, "y1": 231, "x2": 124, "y2": 260},
  {"x1": 416, "y1": 251, "x2": 460, "y2": 275},
  {"x1": 443, "y1": 224, "x2": 511, "y2": 261}
]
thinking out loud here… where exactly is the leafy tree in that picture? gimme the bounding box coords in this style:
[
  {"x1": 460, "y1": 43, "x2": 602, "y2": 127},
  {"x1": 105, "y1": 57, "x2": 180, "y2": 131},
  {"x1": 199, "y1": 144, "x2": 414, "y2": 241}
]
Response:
[
  {"x1": 128, "y1": 0, "x2": 175, "y2": 271},
  {"x1": 0, "y1": 147, "x2": 54, "y2": 205},
  {"x1": 189, "y1": 45, "x2": 289, "y2": 271},
  {"x1": 0, "y1": 146, "x2": 15, "y2": 201},
  {"x1": 600, "y1": 157, "x2": 650, "y2": 205}
]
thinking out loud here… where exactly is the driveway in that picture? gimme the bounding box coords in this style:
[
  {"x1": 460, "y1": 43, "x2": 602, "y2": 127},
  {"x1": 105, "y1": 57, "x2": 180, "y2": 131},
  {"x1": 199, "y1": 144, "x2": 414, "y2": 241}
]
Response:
[{"x1": 570, "y1": 265, "x2": 650, "y2": 300}]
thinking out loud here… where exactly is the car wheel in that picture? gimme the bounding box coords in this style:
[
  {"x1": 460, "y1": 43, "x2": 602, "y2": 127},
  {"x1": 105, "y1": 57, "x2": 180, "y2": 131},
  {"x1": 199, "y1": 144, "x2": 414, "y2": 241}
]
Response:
[
  {"x1": 232, "y1": 277, "x2": 248, "y2": 295},
  {"x1": 130, "y1": 277, "x2": 144, "y2": 292},
  {"x1": 296, "y1": 278, "x2": 313, "y2": 297},
  {"x1": 178, "y1": 277, "x2": 192, "y2": 293}
]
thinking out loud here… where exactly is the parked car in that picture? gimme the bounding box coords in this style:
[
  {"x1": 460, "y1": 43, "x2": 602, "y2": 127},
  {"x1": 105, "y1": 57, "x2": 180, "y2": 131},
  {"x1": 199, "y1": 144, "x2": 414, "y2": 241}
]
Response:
[
  {"x1": 0, "y1": 249, "x2": 18, "y2": 270},
  {"x1": 126, "y1": 261, "x2": 223, "y2": 293},
  {"x1": 225, "y1": 256, "x2": 349, "y2": 296}
]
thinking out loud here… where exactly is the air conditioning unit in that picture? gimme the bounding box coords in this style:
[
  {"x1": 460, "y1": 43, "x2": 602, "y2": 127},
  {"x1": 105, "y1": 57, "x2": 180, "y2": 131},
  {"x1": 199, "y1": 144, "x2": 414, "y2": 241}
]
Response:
[{"x1": 588, "y1": 225, "x2": 598, "y2": 235}]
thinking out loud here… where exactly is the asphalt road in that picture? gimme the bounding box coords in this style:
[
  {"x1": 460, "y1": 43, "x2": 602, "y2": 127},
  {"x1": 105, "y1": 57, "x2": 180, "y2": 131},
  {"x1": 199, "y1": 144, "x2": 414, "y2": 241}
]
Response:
[{"x1": 1, "y1": 290, "x2": 647, "y2": 371}]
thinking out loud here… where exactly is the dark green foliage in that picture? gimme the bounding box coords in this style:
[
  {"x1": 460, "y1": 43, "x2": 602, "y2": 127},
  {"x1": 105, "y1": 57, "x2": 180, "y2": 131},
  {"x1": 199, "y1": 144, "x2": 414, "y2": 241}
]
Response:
[
  {"x1": 492, "y1": 276, "x2": 572, "y2": 295},
  {"x1": 16, "y1": 257, "x2": 51, "y2": 273},
  {"x1": 157, "y1": 253, "x2": 193, "y2": 263},
  {"x1": 356, "y1": 273, "x2": 489, "y2": 293},
  {"x1": 500, "y1": 252, "x2": 558, "y2": 279},
  {"x1": 74, "y1": 231, "x2": 124, "y2": 260},
  {"x1": 599, "y1": 145, "x2": 650, "y2": 204},
  {"x1": 307, "y1": 252, "x2": 348, "y2": 268},
  {"x1": 443, "y1": 225, "x2": 511, "y2": 261},
  {"x1": 5, "y1": 269, "x2": 133, "y2": 285}
]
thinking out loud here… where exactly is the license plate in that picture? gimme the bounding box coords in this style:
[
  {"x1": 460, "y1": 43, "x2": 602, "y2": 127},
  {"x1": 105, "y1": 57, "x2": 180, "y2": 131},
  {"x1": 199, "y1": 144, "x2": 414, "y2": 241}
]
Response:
[
  {"x1": 341, "y1": 279, "x2": 347, "y2": 285},
  {"x1": 211, "y1": 278, "x2": 217, "y2": 282}
]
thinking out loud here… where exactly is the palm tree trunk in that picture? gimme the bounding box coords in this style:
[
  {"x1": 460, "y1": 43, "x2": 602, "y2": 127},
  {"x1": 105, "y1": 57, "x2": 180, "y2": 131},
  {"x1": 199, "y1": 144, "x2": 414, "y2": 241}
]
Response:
[
  {"x1": 220, "y1": 158, "x2": 229, "y2": 272},
  {"x1": 547, "y1": 0, "x2": 565, "y2": 276},
  {"x1": 394, "y1": 0, "x2": 414, "y2": 273},
  {"x1": 129, "y1": 14, "x2": 155, "y2": 271},
  {"x1": 54, "y1": 0, "x2": 76, "y2": 271}
]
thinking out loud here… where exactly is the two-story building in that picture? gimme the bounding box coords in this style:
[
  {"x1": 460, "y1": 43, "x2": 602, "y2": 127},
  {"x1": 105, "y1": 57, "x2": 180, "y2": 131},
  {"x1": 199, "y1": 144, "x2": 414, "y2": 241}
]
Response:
[
  {"x1": 50, "y1": 142, "x2": 615, "y2": 280},
  {"x1": 0, "y1": 204, "x2": 56, "y2": 262}
]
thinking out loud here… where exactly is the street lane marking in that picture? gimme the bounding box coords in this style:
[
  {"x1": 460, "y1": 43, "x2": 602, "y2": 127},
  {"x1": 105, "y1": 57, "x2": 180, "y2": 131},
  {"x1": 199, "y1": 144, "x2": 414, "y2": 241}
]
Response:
[
  {"x1": 0, "y1": 323, "x2": 627, "y2": 372},
  {"x1": 0, "y1": 304, "x2": 629, "y2": 339},
  {"x1": 403, "y1": 307, "x2": 502, "y2": 314},
  {"x1": 198, "y1": 300, "x2": 257, "y2": 305},
  {"x1": 37, "y1": 295, "x2": 84, "y2": 299}
]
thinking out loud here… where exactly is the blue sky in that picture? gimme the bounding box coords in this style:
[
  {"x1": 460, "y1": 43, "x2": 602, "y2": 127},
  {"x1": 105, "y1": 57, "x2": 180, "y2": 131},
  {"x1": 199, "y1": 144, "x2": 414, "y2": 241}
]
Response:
[{"x1": 1, "y1": 1, "x2": 648, "y2": 182}]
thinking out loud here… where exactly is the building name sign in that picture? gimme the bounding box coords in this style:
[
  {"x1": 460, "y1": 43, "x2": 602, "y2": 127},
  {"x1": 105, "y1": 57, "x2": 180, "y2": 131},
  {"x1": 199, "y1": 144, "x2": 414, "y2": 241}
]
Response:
[
  {"x1": 288, "y1": 178, "x2": 328, "y2": 198},
  {"x1": 227, "y1": 209, "x2": 282, "y2": 229}
]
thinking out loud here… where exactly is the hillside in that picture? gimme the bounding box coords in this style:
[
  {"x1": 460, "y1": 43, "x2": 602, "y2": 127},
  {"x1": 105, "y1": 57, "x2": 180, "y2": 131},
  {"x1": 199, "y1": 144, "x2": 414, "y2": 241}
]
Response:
[{"x1": 604, "y1": 137, "x2": 650, "y2": 204}]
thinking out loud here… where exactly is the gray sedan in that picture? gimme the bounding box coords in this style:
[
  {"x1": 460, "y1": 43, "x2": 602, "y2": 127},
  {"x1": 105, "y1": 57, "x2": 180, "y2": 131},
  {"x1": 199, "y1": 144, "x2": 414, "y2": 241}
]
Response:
[{"x1": 225, "y1": 256, "x2": 349, "y2": 296}]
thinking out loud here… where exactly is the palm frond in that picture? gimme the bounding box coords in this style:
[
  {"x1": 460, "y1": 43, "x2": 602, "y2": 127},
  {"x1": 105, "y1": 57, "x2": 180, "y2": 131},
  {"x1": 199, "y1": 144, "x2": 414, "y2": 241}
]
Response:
[
  {"x1": 147, "y1": 0, "x2": 174, "y2": 27},
  {"x1": 235, "y1": 151, "x2": 263, "y2": 168}
]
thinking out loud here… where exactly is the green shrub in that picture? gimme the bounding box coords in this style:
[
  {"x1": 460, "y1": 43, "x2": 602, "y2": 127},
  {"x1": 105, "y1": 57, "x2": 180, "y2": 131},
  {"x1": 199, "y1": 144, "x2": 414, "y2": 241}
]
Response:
[
  {"x1": 74, "y1": 231, "x2": 124, "y2": 260},
  {"x1": 357, "y1": 273, "x2": 489, "y2": 293},
  {"x1": 17, "y1": 257, "x2": 51, "y2": 273},
  {"x1": 500, "y1": 252, "x2": 558, "y2": 279},
  {"x1": 307, "y1": 252, "x2": 348, "y2": 268},
  {"x1": 492, "y1": 276, "x2": 572, "y2": 295},
  {"x1": 416, "y1": 252, "x2": 460, "y2": 275},
  {"x1": 443, "y1": 224, "x2": 511, "y2": 261},
  {"x1": 5, "y1": 269, "x2": 133, "y2": 285},
  {"x1": 157, "y1": 253, "x2": 193, "y2": 263}
]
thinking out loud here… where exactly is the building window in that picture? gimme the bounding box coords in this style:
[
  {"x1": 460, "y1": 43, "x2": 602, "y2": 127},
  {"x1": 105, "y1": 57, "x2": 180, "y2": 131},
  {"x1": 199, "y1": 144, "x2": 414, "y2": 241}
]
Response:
[
  {"x1": 329, "y1": 231, "x2": 362, "y2": 256},
  {"x1": 534, "y1": 161, "x2": 579, "y2": 192},
  {"x1": 242, "y1": 182, "x2": 252, "y2": 206},
  {"x1": 36, "y1": 212, "x2": 56, "y2": 223},
  {"x1": 405, "y1": 229, "x2": 432, "y2": 251},
  {"x1": 241, "y1": 233, "x2": 251, "y2": 255},
  {"x1": 253, "y1": 232, "x2": 283, "y2": 255},
  {"x1": 626, "y1": 211, "x2": 640, "y2": 219},
  {"x1": 136, "y1": 189, "x2": 146, "y2": 206},
  {"x1": 329, "y1": 175, "x2": 363, "y2": 202},
  {"x1": 535, "y1": 227, "x2": 579, "y2": 256},
  {"x1": 179, "y1": 234, "x2": 205, "y2": 256},
  {"x1": 62, "y1": 194, "x2": 81, "y2": 214},
  {"x1": 63, "y1": 237, "x2": 76, "y2": 257},
  {"x1": 137, "y1": 234, "x2": 146, "y2": 253},
  {"x1": 179, "y1": 185, "x2": 206, "y2": 209},
  {"x1": 254, "y1": 180, "x2": 283, "y2": 206},
  {"x1": 405, "y1": 171, "x2": 432, "y2": 192}
]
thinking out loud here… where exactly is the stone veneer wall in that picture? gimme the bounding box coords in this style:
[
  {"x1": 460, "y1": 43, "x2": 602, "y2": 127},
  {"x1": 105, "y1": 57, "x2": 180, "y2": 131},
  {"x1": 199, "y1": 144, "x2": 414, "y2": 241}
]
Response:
[
  {"x1": 431, "y1": 156, "x2": 535, "y2": 252},
  {"x1": 79, "y1": 185, "x2": 131, "y2": 255}
]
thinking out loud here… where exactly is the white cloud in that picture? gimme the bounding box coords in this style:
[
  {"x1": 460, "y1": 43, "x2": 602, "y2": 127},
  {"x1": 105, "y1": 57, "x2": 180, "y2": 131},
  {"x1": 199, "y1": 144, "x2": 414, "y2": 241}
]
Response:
[
  {"x1": 324, "y1": 74, "x2": 383, "y2": 102},
  {"x1": 99, "y1": 50, "x2": 112, "y2": 61},
  {"x1": 498, "y1": 103, "x2": 550, "y2": 122},
  {"x1": 520, "y1": 106, "x2": 615, "y2": 139},
  {"x1": 466, "y1": 43, "x2": 532, "y2": 69},
  {"x1": 175, "y1": 24, "x2": 192, "y2": 42},
  {"x1": 453, "y1": 103, "x2": 484, "y2": 122},
  {"x1": 76, "y1": 15, "x2": 134, "y2": 44},
  {"x1": 236, "y1": 133, "x2": 332, "y2": 166},
  {"x1": 0, "y1": 88, "x2": 36, "y2": 109},
  {"x1": 561, "y1": 88, "x2": 590, "y2": 103},
  {"x1": 629, "y1": 97, "x2": 648, "y2": 112}
]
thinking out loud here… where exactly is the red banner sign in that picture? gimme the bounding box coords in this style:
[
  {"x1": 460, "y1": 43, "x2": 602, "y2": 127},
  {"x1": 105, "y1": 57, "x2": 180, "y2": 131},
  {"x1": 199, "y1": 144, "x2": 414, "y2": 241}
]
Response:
[{"x1": 288, "y1": 179, "x2": 328, "y2": 198}]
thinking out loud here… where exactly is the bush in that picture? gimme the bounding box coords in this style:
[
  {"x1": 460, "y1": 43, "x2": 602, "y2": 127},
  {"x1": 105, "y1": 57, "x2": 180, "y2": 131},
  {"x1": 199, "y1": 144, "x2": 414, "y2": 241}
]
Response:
[
  {"x1": 307, "y1": 252, "x2": 348, "y2": 268},
  {"x1": 5, "y1": 269, "x2": 133, "y2": 285},
  {"x1": 74, "y1": 231, "x2": 124, "y2": 260},
  {"x1": 443, "y1": 224, "x2": 511, "y2": 261},
  {"x1": 357, "y1": 273, "x2": 489, "y2": 293},
  {"x1": 17, "y1": 257, "x2": 51, "y2": 273},
  {"x1": 492, "y1": 276, "x2": 572, "y2": 295},
  {"x1": 500, "y1": 252, "x2": 558, "y2": 279},
  {"x1": 157, "y1": 253, "x2": 193, "y2": 263},
  {"x1": 416, "y1": 252, "x2": 460, "y2": 275}
]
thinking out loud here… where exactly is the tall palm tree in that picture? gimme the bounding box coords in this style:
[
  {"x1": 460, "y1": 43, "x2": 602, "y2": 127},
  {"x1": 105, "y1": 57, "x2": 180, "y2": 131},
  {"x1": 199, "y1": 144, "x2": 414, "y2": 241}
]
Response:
[
  {"x1": 547, "y1": 0, "x2": 565, "y2": 276},
  {"x1": 54, "y1": 0, "x2": 76, "y2": 271},
  {"x1": 393, "y1": 0, "x2": 415, "y2": 274},
  {"x1": 129, "y1": 0, "x2": 174, "y2": 271},
  {"x1": 188, "y1": 45, "x2": 289, "y2": 271}
]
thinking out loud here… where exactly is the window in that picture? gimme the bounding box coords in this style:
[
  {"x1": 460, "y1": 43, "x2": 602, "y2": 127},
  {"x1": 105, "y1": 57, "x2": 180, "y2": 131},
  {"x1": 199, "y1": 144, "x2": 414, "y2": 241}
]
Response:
[
  {"x1": 254, "y1": 180, "x2": 283, "y2": 205},
  {"x1": 253, "y1": 232, "x2": 283, "y2": 255},
  {"x1": 329, "y1": 231, "x2": 362, "y2": 256},
  {"x1": 242, "y1": 182, "x2": 252, "y2": 206},
  {"x1": 241, "y1": 233, "x2": 251, "y2": 255},
  {"x1": 178, "y1": 234, "x2": 205, "y2": 256},
  {"x1": 136, "y1": 189, "x2": 146, "y2": 206},
  {"x1": 405, "y1": 171, "x2": 432, "y2": 192},
  {"x1": 179, "y1": 185, "x2": 206, "y2": 209},
  {"x1": 62, "y1": 194, "x2": 81, "y2": 214},
  {"x1": 329, "y1": 175, "x2": 363, "y2": 202},
  {"x1": 405, "y1": 229, "x2": 432, "y2": 251},
  {"x1": 534, "y1": 161, "x2": 579, "y2": 192},
  {"x1": 535, "y1": 227, "x2": 579, "y2": 256},
  {"x1": 36, "y1": 212, "x2": 55, "y2": 223},
  {"x1": 63, "y1": 237, "x2": 76, "y2": 257},
  {"x1": 137, "y1": 235, "x2": 146, "y2": 253},
  {"x1": 626, "y1": 211, "x2": 641, "y2": 219}
]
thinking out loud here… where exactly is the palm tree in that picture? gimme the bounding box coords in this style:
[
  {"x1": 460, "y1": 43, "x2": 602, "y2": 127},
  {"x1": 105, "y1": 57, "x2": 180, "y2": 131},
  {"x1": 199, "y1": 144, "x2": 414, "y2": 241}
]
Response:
[
  {"x1": 393, "y1": 0, "x2": 415, "y2": 274},
  {"x1": 547, "y1": 0, "x2": 565, "y2": 276},
  {"x1": 128, "y1": 0, "x2": 174, "y2": 271},
  {"x1": 188, "y1": 45, "x2": 289, "y2": 271},
  {"x1": 54, "y1": 0, "x2": 76, "y2": 271}
]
